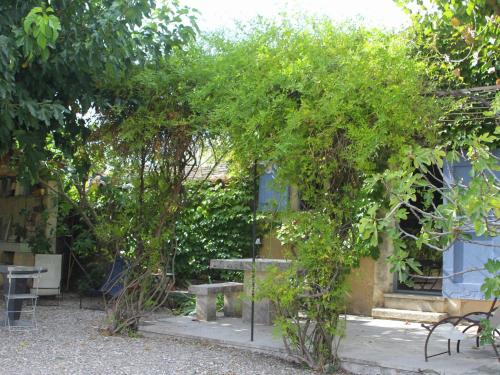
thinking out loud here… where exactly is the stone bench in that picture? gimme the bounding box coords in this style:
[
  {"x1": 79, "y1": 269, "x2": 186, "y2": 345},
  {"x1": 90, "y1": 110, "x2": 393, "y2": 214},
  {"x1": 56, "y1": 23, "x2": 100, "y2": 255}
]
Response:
[{"x1": 188, "y1": 282, "x2": 243, "y2": 321}]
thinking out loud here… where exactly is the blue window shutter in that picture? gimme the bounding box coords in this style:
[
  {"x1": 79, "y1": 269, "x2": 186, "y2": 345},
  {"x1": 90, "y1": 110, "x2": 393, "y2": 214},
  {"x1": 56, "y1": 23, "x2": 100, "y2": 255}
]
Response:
[
  {"x1": 258, "y1": 166, "x2": 289, "y2": 212},
  {"x1": 443, "y1": 234, "x2": 498, "y2": 300},
  {"x1": 442, "y1": 156, "x2": 500, "y2": 300}
]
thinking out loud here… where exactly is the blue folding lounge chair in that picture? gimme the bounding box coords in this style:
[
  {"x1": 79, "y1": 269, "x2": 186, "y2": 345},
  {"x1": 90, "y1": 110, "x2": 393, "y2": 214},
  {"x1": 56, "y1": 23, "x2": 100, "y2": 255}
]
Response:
[{"x1": 79, "y1": 256, "x2": 127, "y2": 309}]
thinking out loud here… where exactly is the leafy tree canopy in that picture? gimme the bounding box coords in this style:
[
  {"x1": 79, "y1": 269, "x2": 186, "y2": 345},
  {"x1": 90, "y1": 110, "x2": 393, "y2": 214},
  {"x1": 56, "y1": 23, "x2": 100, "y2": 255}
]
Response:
[
  {"x1": 185, "y1": 21, "x2": 442, "y2": 210},
  {"x1": 398, "y1": 0, "x2": 499, "y2": 87},
  {"x1": 0, "y1": 0, "x2": 196, "y2": 178},
  {"x1": 177, "y1": 20, "x2": 444, "y2": 369}
]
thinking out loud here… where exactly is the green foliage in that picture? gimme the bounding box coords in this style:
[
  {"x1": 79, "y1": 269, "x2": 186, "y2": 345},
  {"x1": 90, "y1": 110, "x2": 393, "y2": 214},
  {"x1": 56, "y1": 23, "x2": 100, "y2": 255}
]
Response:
[
  {"x1": 52, "y1": 47, "x2": 227, "y2": 333},
  {"x1": 20, "y1": 4, "x2": 61, "y2": 62},
  {"x1": 359, "y1": 131, "x2": 500, "y2": 297},
  {"x1": 479, "y1": 315, "x2": 498, "y2": 346},
  {"x1": 260, "y1": 212, "x2": 350, "y2": 371},
  {"x1": 189, "y1": 21, "x2": 440, "y2": 179},
  {"x1": 175, "y1": 179, "x2": 253, "y2": 282},
  {"x1": 398, "y1": 0, "x2": 499, "y2": 86},
  {"x1": 25, "y1": 220, "x2": 52, "y2": 254},
  {"x1": 358, "y1": 121, "x2": 500, "y2": 348},
  {"x1": 76, "y1": 261, "x2": 109, "y2": 294},
  {"x1": 181, "y1": 20, "x2": 442, "y2": 369},
  {"x1": 478, "y1": 259, "x2": 499, "y2": 346},
  {"x1": 481, "y1": 259, "x2": 500, "y2": 299},
  {"x1": 171, "y1": 293, "x2": 196, "y2": 316},
  {"x1": 5, "y1": 4, "x2": 203, "y2": 330},
  {"x1": 0, "y1": 0, "x2": 197, "y2": 179},
  {"x1": 11, "y1": 203, "x2": 53, "y2": 254}
]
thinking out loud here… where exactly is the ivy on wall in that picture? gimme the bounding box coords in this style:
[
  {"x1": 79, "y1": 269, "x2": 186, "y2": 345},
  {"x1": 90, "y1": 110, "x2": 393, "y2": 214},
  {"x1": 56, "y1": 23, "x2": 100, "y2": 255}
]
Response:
[{"x1": 174, "y1": 178, "x2": 253, "y2": 282}]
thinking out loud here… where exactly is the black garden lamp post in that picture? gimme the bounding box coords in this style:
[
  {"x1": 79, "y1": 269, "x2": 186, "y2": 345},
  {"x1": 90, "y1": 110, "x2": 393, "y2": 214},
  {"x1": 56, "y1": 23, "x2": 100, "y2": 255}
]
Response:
[{"x1": 251, "y1": 159, "x2": 258, "y2": 341}]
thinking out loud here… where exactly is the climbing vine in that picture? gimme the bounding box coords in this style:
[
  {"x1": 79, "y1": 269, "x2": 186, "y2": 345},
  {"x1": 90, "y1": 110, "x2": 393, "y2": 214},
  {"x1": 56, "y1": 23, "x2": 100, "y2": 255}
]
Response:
[
  {"x1": 184, "y1": 20, "x2": 443, "y2": 370},
  {"x1": 175, "y1": 179, "x2": 253, "y2": 282}
]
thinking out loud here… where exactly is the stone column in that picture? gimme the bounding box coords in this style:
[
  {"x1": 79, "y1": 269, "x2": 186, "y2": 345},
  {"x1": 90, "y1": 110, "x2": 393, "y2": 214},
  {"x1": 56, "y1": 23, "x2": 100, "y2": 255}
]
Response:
[
  {"x1": 196, "y1": 294, "x2": 216, "y2": 321},
  {"x1": 372, "y1": 229, "x2": 395, "y2": 308},
  {"x1": 242, "y1": 270, "x2": 275, "y2": 325}
]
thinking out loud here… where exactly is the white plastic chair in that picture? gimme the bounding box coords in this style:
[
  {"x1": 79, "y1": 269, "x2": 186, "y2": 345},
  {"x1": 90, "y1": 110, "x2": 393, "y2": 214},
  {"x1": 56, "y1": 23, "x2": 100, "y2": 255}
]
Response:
[{"x1": 30, "y1": 254, "x2": 62, "y2": 300}]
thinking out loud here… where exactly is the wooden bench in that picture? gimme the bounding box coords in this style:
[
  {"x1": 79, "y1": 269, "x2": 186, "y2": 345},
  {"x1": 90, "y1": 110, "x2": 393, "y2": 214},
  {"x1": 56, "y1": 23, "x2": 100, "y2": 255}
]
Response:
[{"x1": 188, "y1": 282, "x2": 243, "y2": 321}]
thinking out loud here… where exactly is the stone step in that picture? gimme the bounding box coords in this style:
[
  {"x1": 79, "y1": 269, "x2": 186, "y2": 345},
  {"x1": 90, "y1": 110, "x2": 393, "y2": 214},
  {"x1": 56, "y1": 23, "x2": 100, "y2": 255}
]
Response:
[
  {"x1": 383, "y1": 293, "x2": 447, "y2": 313},
  {"x1": 371, "y1": 307, "x2": 448, "y2": 323}
]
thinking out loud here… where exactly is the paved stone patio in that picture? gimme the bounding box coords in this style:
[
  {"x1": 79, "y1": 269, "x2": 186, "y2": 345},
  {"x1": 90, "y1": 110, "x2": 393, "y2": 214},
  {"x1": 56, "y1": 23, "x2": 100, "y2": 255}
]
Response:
[{"x1": 140, "y1": 314, "x2": 500, "y2": 375}]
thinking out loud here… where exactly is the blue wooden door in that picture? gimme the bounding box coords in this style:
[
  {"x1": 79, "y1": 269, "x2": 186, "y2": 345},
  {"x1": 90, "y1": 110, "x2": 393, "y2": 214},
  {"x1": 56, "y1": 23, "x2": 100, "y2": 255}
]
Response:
[
  {"x1": 258, "y1": 165, "x2": 289, "y2": 212},
  {"x1": 442, "y1": 158, "x2": 500, "y2": 300}
]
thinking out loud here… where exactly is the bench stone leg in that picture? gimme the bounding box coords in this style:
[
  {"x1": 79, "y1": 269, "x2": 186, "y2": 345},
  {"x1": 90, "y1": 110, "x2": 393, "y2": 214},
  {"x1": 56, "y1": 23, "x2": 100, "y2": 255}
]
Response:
[
  {"x1": 223, "y1": 292, "x2": 242, "y2": 317},
  {"x1": 196, "y1": 295, "x2": 216, "y2": 321}
]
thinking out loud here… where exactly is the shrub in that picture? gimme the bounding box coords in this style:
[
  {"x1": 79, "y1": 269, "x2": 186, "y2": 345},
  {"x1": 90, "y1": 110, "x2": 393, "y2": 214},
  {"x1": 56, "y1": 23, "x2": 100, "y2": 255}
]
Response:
[{"x1": 260, "y1": 212, "x2": 353, "y2": 371}]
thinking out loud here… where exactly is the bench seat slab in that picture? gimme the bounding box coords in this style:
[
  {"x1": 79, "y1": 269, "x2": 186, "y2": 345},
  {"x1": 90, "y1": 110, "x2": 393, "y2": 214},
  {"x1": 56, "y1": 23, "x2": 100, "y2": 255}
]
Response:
[{"x1": 188, "y1": 282, "x2": 243, "y2": 296}]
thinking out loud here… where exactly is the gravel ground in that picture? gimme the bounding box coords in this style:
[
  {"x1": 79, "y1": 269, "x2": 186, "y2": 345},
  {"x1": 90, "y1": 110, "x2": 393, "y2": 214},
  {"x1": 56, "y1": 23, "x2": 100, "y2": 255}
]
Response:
[{"x1": 0, "y1": 299, "x2": 317, "y2": 375}]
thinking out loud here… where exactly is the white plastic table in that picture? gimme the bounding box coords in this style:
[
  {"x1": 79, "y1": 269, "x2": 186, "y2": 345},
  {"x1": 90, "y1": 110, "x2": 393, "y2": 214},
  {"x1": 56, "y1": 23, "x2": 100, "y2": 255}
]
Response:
[{"x1": 0, "y1": 265, "x2": 47, "y2": 326}]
